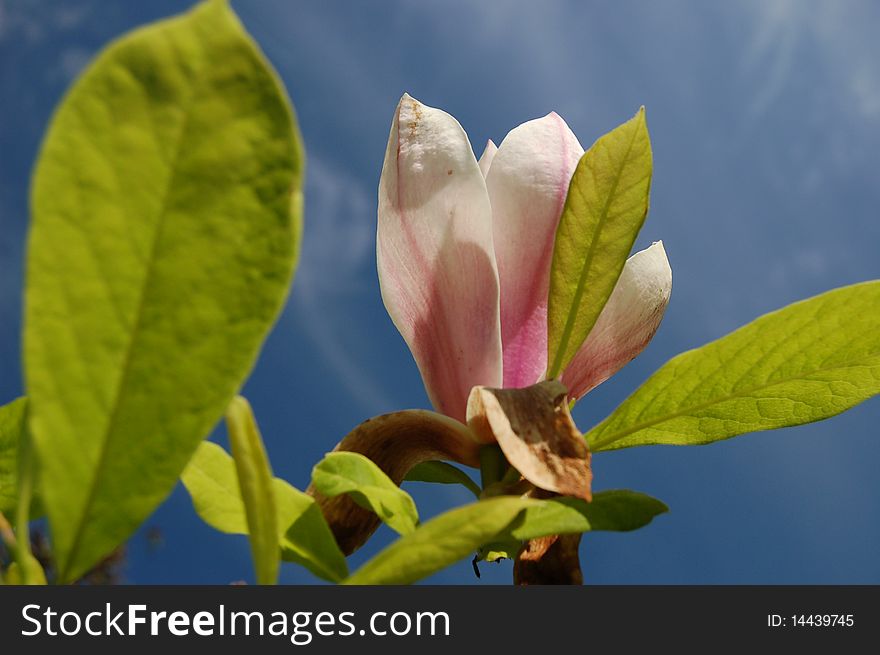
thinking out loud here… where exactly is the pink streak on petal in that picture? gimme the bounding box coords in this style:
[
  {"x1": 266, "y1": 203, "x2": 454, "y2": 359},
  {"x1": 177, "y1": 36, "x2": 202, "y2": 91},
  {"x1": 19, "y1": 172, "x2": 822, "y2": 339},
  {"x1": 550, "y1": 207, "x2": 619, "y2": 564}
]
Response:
[
  {"x1": 486, "y1": 112, "x2": 584, "y2": 388},
  {"x1": 562, "y1": 241, "x2": 672, "y2": 402},
  {"x1": 377, "y1": 94, "x2": 503, "y2": 422}
]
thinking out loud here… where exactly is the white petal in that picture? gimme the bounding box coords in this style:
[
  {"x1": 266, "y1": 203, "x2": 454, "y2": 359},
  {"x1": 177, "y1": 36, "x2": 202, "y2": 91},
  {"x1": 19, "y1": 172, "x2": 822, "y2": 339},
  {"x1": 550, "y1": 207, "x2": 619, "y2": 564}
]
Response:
[
  {"x1": 377, "y1": 94, "x2": 503, "y2": 421},
  {"x1": 562, "y1": 241, "x2": 672, "y2": 402}
]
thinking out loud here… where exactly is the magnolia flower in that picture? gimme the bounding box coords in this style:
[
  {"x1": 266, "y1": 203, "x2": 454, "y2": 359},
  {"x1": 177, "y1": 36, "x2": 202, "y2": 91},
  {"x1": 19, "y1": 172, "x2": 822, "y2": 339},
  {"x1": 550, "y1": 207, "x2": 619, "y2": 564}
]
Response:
[
  {"x1": 377, "y1": 93, "x2": 672, "y2": 424},
  {"x1": 312, "y1": 94, "x2": 671, "y2": 553}
]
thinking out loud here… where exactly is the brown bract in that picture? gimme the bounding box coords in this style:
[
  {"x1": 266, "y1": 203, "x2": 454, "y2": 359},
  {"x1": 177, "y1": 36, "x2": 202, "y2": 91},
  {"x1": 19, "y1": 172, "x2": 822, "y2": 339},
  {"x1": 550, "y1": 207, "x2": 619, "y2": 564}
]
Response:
[
  {"x1": 514, "y1": 533, "x2": 584, "y2": 585},
  {"x1": 466, "y1": 380, "x2": 592, "y2": 500},
  {"x1": 307, "y1": 410, "x2": 481, "y2": 555}
]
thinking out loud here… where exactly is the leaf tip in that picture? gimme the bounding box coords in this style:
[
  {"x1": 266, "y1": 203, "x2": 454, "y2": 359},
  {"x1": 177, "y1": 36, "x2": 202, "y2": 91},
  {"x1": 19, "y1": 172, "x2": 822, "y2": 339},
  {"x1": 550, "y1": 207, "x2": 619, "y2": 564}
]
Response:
[{"x1": 632, "y1": 106, "x2": 650, "y2": 141}]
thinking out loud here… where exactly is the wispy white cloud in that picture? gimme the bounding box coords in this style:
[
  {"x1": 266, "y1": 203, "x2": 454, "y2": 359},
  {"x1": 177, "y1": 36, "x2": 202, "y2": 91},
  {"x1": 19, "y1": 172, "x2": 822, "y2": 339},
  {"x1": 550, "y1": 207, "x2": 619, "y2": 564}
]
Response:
[
  {"x1": 54, "y1": 46, "x2": 92, "y2": 83},
  {"x1": 739, "y1": 0, "x2": 799, "y2": 121},
  {"x1": 850, "y1": 64, "x2": 880, "y2": 119},
  {"x1": 0, "y1": 0, "x2": 92, "y2": 45},
  {"x1": 295, "y1": 156, "x2": 374, "y2": 298},
  {"x1": 0, "y1": 0, "x2": 44, "y2": 44},
  {"x1": 767, "y1": 247, "x2": 830, "y2": 295},
  {"x1": 739, "y1": 0, "x2": 880, "y2": 126},
  {"x1": 290, "y1": 155, "x2": 395, "y2": 414}
]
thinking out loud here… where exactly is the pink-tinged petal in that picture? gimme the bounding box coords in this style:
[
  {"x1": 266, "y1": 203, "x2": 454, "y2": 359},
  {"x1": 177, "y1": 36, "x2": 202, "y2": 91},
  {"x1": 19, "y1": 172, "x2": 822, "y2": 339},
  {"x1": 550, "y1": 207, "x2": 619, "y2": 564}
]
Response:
[
  {"x1": 562, "y1": 241, "x2": 672, "y2": 402},
  {"x1": 486, "y1": 112, "x2": 584, "y2": 389},
  {"x1": 377, "y1": 93, "x2": 502, "y2": 422},
  {"x1": 478, "y1": 139, "x2": 497, "y2": 178}
]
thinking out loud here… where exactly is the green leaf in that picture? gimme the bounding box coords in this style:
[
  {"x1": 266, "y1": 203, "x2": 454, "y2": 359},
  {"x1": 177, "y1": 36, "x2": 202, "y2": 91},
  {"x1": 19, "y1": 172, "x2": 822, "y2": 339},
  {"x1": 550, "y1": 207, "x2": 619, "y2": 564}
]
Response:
[
  {"x1": 546, "y1": 108, "x2": 652, "y2": 379},
  {"x1": 312, "y1": 452, "x2": 419, "y2": 535},
  {"x1": 279, "y1": 502, "x2": 348, "y2": 584},
  {"x1": 181, "y1": 441, "x2": 251, "y2": 535},
  {"x1": 24, "y1": 0, "x2": 303, "y2": 582},
  {"x1": 0, "y1": 398, "x2": 42, "y2": 521},
  {"x1": 0, "y1": 398, "x2": 28, "y2": 517},
  {"x1": 476, "y1": 537, "x2": 523, "y2": 564},
  {"x1": 182, "y1": 441, "x2": 348, "y2": 583},
  {"x1": 404, "y1": 461, "x2": 481, "y2": 498},
  {"x1": 4, "y1": 560, "x2": 46, "y2": 586},
  {"x1": 587, "y1": 281, "x2": 880, "y2": 451},
  {"x1": 5, "y1": 554, "x2": 48, "y2": 586},
  {"x1": 0, "y1": 400, "x2": 46, "y2": 585},
  {"x1": 344, "y1": 497, "x2": 534, "y2": 585},
  {"x1": 507, "y1": 490, "x2": 669, "y2": 540},
  {"x1": 475, "y1": 490, "x2": 668, "y2": 564},
  {"x1": 224, "y1": 397, "x2": 278, "y2": 585}
]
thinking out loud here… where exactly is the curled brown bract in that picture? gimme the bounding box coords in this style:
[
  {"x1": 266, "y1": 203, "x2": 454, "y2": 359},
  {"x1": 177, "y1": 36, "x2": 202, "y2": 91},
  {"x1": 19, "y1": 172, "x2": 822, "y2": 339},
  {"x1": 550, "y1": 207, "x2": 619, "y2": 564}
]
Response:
[
  {"x1": 466, "y1": 380, "x2": 592, "y2": 500},
  {"x1": 307, "y1": 410, "x2": 481, "y2": 555}
]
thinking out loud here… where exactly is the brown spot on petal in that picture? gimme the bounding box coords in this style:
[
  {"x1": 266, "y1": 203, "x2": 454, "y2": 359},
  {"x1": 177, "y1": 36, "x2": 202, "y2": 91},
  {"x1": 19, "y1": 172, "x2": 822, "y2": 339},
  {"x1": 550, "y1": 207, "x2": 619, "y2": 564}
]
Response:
[
  {"x1": 466, "y1": 380, "x2": 592, "y2": 500},
  {"x1": 307, "y1": 410, "x2": 481, "y2": 555},
  {"x1": 407, "y1": 98, "x2": 422, "y2": 139}
]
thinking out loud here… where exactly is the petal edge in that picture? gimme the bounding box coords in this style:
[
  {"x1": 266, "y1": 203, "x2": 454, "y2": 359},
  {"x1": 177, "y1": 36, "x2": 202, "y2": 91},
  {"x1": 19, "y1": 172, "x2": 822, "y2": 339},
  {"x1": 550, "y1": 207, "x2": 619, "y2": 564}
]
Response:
[
  {"x1": 377, "y1": 94, "x2": 503, "y2": 421},
  {"x1": 486, "y1": 112, "x2": 584, "y2": 389},
  {"x1": 562, "y1": 241, "x2": 672, "y2": 402}
]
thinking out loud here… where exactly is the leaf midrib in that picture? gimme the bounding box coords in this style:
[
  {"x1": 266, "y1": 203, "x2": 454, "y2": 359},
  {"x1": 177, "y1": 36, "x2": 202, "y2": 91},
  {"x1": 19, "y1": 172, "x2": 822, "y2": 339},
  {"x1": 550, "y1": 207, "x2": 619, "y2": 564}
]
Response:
[
  {"x1": 589, "y1": 349, "x2": 880, "y2": 451},
  {"x1": 547, "y1": 121, "x2": 643, "y2": 379},
  {"x1": 60, "y1": 55, "x2": 201, "y2": 581}
]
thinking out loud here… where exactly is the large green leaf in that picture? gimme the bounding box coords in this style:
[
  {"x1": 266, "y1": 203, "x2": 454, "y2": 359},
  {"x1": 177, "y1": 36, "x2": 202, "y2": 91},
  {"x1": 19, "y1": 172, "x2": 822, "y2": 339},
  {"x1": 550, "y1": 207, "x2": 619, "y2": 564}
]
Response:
[
  {"x1": 182, "y1": 441, "x2": 348, "y2": 583},
  {"x1": 546, "y1": 108, "x2": 652, "y2": 379},
  {"x1": 312, "y1": 452, "x2": 419, "y2": 535},
  {"x1": 404, "y1": 461, "x2": 481, "y2": 498},
  {"x1": 225, "y1": 397, "x2": 278, "y2": 585},
  {"x1": 344, "y1": 497, "x2": 533, "y2": 585},
  {"x1": 587, "y1": 281, "x2": 880, "y2": 451},
  {"x1": 24, "y1": 0, "x2": 303, "y2": 582},
  {"x1": 0, "y1": 398, "x2": 27, "y2": 517}
]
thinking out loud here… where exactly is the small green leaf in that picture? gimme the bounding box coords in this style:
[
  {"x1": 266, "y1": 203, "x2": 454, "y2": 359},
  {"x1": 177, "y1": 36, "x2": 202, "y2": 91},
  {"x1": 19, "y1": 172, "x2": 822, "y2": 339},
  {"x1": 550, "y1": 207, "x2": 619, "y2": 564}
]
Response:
[
  {"x1": 25, "y1": 0, "x2": 303, "y2": 582},
  {"x1": 280, "y1": 503, "x2": 348, "y2": 584},
  {"x1": 0, "y1": 399, "x2": 46, "y2": 586},
  {"x1": 7, "y1": 554, "x2": 48, "y2": 586},
  {"x1": 344, "y1": 497, "x2": 534, "y2": 585},
  {"x1": 546, "y1": 108, "x2": 652, "y2": 379},
  {"x1": 0, "y1": 398, "x2": 28, "y2": 517},
  {"x1": 224, "y1": 397, "x2": 278, "y2": 585},
  {"x1": 181, "y1": 441, "x2": 250, "y2": 535},
  {"x1": 0, "y1": 398, "x2": 42, "y2": 521},
  {"x1": 4, "y1": 563, "x2": 21, "y2": 585},
  {"x1": 312, "y1": 452, "x2": 419, "y2": 535},
  {"x1": 476, "y1": 538, "x2": 522, "y2": 564},
  {"x1": 182, "y1": 441, "x2": 348, "y2": 583},
  {"x1": 507, "y1": 490, "x2": 669, "y2": 540},
  {"x1": 404, "y1": 461, "x2": 481, "y2": 498},
  {"x1": 587, "y1": 281, "x2": 880, "y2": 451},
  {"x1": 474, "y1": 490, "x2": 668, "y2": 564}
]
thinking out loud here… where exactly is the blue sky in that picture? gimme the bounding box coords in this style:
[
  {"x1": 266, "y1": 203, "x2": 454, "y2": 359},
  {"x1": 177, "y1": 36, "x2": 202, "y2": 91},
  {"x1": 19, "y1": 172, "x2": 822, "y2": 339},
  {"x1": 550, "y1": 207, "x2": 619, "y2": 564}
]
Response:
[{"x1": 1, "y1": 0, "x2": 879, "y2": 584}]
